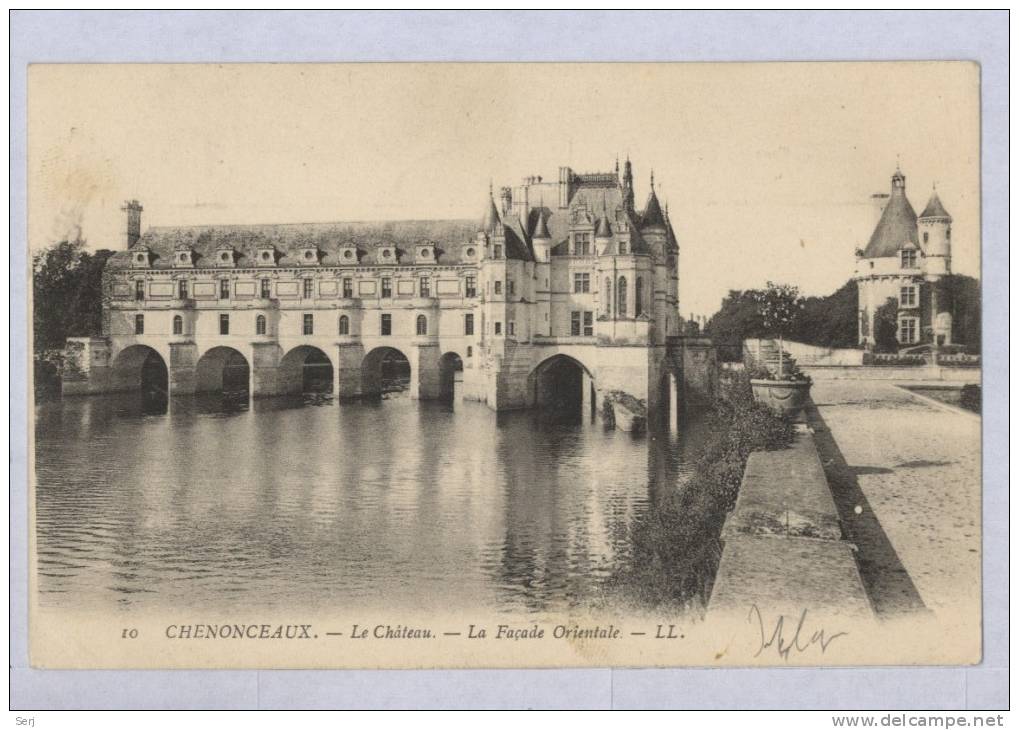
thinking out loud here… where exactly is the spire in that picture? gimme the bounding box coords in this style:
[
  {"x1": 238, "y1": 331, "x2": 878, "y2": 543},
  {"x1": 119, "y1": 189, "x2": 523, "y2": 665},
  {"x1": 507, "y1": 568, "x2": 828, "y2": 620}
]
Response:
[
  {"x1": 650, "y1": 169, "x2": 655, "y2": 191},
  {"x1": 532, "y1": 208, "x2": 551, "y2": 239},
  {"x1": 480, "y1": 183, "x2": 501, "y2": 233},
  {"x1": 641, "y1": 184, "x2": 666, "y2": 229},
  {"x1": 919, "y1": 187, "x2": 952, "y2": 221},
  {"x1": 622, "y1": 154, "x2": 634, "y2": 213}
]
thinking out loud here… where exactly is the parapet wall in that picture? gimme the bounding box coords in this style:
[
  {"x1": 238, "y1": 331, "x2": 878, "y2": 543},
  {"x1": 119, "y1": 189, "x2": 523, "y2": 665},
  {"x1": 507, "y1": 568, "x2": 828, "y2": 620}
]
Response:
[
  {"x1": 802, "y1": 365, "x2": 981, "y2": 383},
  {"x1": 708, "y1": 429, "x2": 872, "y2": 621}
]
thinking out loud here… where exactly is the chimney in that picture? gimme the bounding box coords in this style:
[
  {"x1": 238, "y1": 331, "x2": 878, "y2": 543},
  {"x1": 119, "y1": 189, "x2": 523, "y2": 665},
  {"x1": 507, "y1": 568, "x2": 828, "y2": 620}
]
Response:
[
  {"x1": 122, "y1": 199, "x2": 143, "y2": 248},
  {"x1": 870, "y1": 193, "x2": 889, "y2": 227},
  {"x1": 558, "y1": 166, "x2": 573, "y2": 208},
  {"x1": 499, "y1": 186, "x2": 512, "y2": 215}
]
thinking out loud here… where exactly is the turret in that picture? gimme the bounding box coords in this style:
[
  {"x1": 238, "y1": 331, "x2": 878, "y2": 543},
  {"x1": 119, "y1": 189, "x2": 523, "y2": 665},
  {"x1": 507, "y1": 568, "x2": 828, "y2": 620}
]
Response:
[
  {"x1": 122, "y1": 199, "x2": 143, "y2": 248},
  {"x1": 918, "y1": 186, "x2": 952, "y2": 278},
  {"x1": 480, "y1": 185, "x2": 501, "y2": 235},
  {"x1": 622, "y1": 157, "x2": 634, "y2": 213},
  {"x1": 531, "y1": 209, "x2": 551, "y2": 262}
]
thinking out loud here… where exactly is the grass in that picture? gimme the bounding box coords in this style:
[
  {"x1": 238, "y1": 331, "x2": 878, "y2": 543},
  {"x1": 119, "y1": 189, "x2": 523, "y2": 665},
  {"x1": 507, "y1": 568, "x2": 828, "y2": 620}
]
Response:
[{"x1": 607, "y1": 369, "x2": 795, "y2": 612}]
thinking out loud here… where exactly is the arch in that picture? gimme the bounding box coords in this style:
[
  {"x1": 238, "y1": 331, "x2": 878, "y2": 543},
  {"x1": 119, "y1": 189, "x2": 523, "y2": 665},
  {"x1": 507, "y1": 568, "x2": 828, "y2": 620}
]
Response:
[
  {"x1": 635, "y1": 276, "x2": 644, "y2": 317},
  {"x1": 438, "y1": 351, "x2": 464, "y2": 402},
  {"x1": 279, "y1": 345, "x2": 334, "y2": 395},
  {"x1": 527, "y1": 354, "x2": 596, "y2": 422},
  {"x1": 195, "y1": 346, "x2": 251, "y2": 396},
  {"x1": 255, "y1": 314, "x2": 267, "y2": 335},
  {"x1": 338, "y1": 314, "x2": 350, "y2": 335},
  {"x1": 172, "y1": 315, "x2": 184, "y2": 335},
  {"x1": 604, "y1": 277, "x2": 613, "y2": 315},
  {"x1": 362, "y1": 346, "x2": 411, "y2": 398},
  {"x1": 617, "y1": 276, "x2": 628, "y2": 317},
  {"x1": 416, "y1": 314, "x2": 428, "y2": 336},
  {"x1": 111, "y1": 344, "x2": 168, "y2": 409}
]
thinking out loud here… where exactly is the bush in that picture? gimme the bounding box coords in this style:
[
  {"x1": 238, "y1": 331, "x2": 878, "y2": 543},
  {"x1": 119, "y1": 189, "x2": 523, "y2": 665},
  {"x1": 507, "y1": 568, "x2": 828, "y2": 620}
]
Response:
[
  {"x1": 960, "y1": 384, "x2": 981, "y2": 414},
  {"x1": 608, "y1": 369, "x2": 794, "y2": 611}
]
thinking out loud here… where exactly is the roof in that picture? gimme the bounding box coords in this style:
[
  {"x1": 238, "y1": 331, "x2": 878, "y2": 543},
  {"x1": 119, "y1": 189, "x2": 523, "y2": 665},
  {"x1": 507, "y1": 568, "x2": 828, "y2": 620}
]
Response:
[
  {"x1": 640, "y1": 189, "x2": 666, "y2": 229},
  {"x1": 532, "y1": 210, "x2": 551, "y2": 239},
  {"x1": 480, "y1": 195, "x2": 501, "y2": 233},
  {"x1": 919, "y1": 191, "x2": 952, "y2": 220},
  {"x1": 863, "y1": 185, "x2": 918, "y2": 258},
  {"x1": 107, "y1": 219, "x2": 482, "y2": 269}
]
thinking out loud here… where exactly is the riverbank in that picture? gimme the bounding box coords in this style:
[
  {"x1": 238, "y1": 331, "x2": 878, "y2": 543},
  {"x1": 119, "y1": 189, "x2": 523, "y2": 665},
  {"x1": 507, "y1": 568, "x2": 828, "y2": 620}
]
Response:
[{"x1": 808, "y1": 380, "x2": 981, "y2": 636}]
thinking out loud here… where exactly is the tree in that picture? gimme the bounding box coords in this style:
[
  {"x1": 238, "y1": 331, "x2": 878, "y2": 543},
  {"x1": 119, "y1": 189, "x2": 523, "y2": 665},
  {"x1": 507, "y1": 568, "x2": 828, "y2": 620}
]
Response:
[
  {"x1": 943, "y1": 274, "x2": 981, "y2": 354},
  {"x1": 873, "y1": 297, "x2": 899, "y2": 353},
  {"x1": 704, "y1": 289, "x2": 768, "y2": 361},
  {"x1": 33, "y1": 239, "x2": 114, "y2": 353},
  {"x1": 791, "y1": 279, "x2": 858, "y2": 348},
  {"x1": 755, "y1": 281, "x2": 804, "y2": 378}
]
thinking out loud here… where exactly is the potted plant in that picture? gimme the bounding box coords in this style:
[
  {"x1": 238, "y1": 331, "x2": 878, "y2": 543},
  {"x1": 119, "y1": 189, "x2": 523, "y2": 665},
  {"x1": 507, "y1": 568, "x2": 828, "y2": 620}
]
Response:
[{"x1": 749, "y1": 281, "x2": 812, "y2": 416}]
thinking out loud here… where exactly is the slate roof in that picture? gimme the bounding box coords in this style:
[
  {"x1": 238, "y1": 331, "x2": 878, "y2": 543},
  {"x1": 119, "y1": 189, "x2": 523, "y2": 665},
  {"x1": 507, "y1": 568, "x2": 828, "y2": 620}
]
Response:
[
  {"x1": 863, "y1": 185, "x2": 919, "y2": 258},
  {"x1": 107, "y1": 219, "x2": 482, "y2": 269},
  {"x1": 919, "y1": 191, "x2": 952, "y2": 220},
  {"x1": 640, "y1": 189, "x2": 666, "y2": 229}
]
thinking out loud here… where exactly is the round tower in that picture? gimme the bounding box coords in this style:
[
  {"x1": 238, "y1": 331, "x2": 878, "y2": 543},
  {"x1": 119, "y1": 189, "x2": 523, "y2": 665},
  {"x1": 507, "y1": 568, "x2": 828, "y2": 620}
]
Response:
[{"x1": 918, "y1": 186, "x2": 952, "y2": 279}]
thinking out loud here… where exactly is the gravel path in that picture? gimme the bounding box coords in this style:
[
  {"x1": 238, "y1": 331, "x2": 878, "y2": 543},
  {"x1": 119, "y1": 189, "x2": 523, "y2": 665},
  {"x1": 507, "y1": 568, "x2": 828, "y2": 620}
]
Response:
[{"x1": 809, "y1": 379, "x2": 981, "y2": 632}]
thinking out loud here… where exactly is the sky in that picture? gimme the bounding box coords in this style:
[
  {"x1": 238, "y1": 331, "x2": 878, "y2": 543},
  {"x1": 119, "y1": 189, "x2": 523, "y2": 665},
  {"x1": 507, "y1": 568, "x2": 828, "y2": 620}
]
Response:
[{"x1": 28, "y1": 62, "x2": 980, "y2": 317}]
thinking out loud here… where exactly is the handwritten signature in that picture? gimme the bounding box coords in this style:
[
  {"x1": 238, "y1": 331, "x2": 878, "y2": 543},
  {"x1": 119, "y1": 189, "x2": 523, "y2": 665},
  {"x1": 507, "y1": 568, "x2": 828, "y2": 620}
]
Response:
[{"x1": 748, "y1": 604, "x2": 848, "y2": 660}]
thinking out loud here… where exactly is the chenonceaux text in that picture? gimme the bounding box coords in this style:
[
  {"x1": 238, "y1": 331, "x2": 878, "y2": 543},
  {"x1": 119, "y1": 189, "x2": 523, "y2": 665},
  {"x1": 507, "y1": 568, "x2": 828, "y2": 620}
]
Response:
[{"x1": 165, "y1": 624, "x2": 314, "y2": 639}]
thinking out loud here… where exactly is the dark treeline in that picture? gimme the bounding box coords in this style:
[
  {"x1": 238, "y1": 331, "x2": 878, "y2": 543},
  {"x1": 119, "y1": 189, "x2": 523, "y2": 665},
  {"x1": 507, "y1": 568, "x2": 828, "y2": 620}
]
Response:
[{"x1": 33, "y1": 239, "x2": 113, "y2": 353}]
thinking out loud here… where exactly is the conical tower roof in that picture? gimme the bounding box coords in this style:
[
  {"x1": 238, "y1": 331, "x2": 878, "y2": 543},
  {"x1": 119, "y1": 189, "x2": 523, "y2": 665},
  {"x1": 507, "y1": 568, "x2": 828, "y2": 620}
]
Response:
[
  {"x1": 919, "y1": 190, "x2": 952, "y2": 221},
  {"x1": 641, "y1": 188, "x2": 666, "y2": 229},
  {"x1": 532, "y1": 209, "x2": 551, "y2": 239},
  {"x1": 863, "y1": 169, "x2": 918, "y2": 257},
  {"x1": 480, "y1": 192, "x2": 501, "y2": 233},
  {"x1": 595, "y1": 212, "x2": 613, "y2": 238}
]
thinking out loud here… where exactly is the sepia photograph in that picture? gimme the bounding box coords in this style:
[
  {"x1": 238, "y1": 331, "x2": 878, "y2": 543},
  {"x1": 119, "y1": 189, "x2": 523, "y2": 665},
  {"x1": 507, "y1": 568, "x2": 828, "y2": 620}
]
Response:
[{"x1": 24, "y1": 60, "x2": 987, "y2": 673}]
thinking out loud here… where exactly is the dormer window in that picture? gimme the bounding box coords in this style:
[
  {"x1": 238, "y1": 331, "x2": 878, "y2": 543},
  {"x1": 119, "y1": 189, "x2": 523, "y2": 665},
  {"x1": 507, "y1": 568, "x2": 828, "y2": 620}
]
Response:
[
  {"x1": 132, "y1": 246, "x2": 152, "y2": 268},
  {"x1": 338, "y1": 246, "x2": 358, "y2": 264},
  {"x1": 255, "y1": 246, "x2": 277, "y2": 267},
  {"x1": 299, "y1": 247, "x2": 320, "y2": 265},
  {"x1": 215, "y1": 247, "x2": 236, "y2": 268},
  {"x1": 173, "y1": 246, "x2": 194, "y2": 268},
  {"x1": 378, "y1": 246, "x2": 396, "y2": 263},
  {"x1": 901, "y1": 249, "x2": 917, "y2": 269},
  {"x1": 416, "y1": 244, "x2": 435, "y2": 263}
]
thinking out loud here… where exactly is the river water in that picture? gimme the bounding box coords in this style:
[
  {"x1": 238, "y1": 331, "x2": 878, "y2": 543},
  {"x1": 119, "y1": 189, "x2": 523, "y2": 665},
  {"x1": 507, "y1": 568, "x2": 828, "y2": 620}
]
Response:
[{"x1": 34, "y1": 393, "x2": 710, "y2": 614}]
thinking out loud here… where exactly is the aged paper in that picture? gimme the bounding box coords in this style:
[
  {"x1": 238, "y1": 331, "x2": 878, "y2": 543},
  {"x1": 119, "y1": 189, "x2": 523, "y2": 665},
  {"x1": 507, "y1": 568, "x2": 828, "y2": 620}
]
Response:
[{"x1": 28, "y1": 62, "x2": 981, "y2": 668}]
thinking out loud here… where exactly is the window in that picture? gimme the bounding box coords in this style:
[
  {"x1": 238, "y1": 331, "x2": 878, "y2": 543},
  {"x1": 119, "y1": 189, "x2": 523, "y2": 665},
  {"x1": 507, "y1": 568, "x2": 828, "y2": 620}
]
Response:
[
  {"x1": 946, "y1": 227, "x2": 951, "y2": 241},
  {"x1": 220, "y1": 279, "x2": 230, "y2": 300},
  {"x1": 507, "y1": 321, "x2": 515, "y2": 336},
  {"x1": 900, "y1": 285, "x2": 917, "y2": 307},
  {"x1": 416, "y1": 315, "x2": 428, "y2": 336},
  {"x1": 493, "y1": 244, "x2": 503, "y2": 259},
  {"x1": 342, "y1": 278, "x2": 353, "y2": 299},
  {"x1": 494, "y1": 280, "x2": 502, "y2": 295},
  {"x1": 178, "y1": 279, "x2": 188, "y2": 300},
  {"x1": 574, "y1": 232, "x2": 591, "y2": 256},
  {"x1": 583, "y1": 311, "x2": 593, "y2": 336},
  {"x1": 617, "y1": 276, "x2": 628, "y2": 316},
  {"x1": 420, "y1": 277, "x2": 431, "y2": 298},
  {"x1": 381, "y1": 313, "x2": 392, "y2": 336},
  {"x1": 899, "y1": 317, "x2": 918, "y2": 344},
  {"x1": 260, "y1": 279, "x2": 271, "y2": 299},
  {"x1": 338, "y1": 315, "x2": 350, "y2": 335},
  {"x1": 901, "y1": 249, "x2": 917, "y2": 268},
  {"x1": 134, "y1": 314, "x2": 144, "y2": 335},
  {"x1": 922, "y1": 232, "x2": 929, "y2": 245},
  {"x1": 465, "y1": 275, "x2": 477, "y2": 298},
  {"x1": 573, "y1": 272, "x2": 591, "y2": 293},
  {"x1": 303, "y1": 279, "x2": 314, "y2": 299},
  {"x1": 571, "y1": 311, "x2": 581, "y2": 336},
  {"x1": 508, "y1": 279, "x2": 515, "y2": 296},
  {"x1": 381, "y1": 277, "x2": 392, "y2": 298},
  {"x1": 256, "y1": 315, "x2": 266, "y2": 335},
  {"x1": 135, "y1": 280, "x2": 145, "y2": 301},
  {"x1": 466, "y1": 345, "x2": 472, "y2": 358},
  {"x1": 494, "y1": 321, "x2": 502, "y2": 335},
  {"x1": 635, "y1": 277, "x2": 644, "y2": 317},
  {"x1": 618, "y1": 241, "x2": 628, "y2": 255},
  {"x1": 604, "y1": 277, "x2": 612, "y2": 314},
  {"x1": 303, "y1": 313, "x2": 314, "y2": 335},
  {"x1": 464, "y1": 313, "x2": 474, "y2": 336},
  {"x1": 173, "y1": 315, "x2": 183, "y2": 335},
  {"x1": 220, "y1": 314, "x2": 230, "y2": 335}
]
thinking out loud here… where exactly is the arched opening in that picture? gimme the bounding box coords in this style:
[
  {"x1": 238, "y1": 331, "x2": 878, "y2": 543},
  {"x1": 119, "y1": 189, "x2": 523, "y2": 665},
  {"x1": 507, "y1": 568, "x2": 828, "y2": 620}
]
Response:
[
  {"x1": 362, "y1": 347, "x2": 411, "y2": 398},
  {"x1": 111, "y1": 345, "x2": 168, "y2": 413},
  {"x1": 195, "y1": 346, "x2": 250, "y2": 397},
  {"x1": 280, "y1": 345, "x2": 334, "y2": 395},
  {"x1": 438, "y1": 352, "x2": 464, "y2": 403},
  {"x1": 635, "y1": 277, "x2": 644, "y2": 317},
  {"x1": 256, "y1": 314, "x2": 267, "y2": 335},
  {"x1": 529, "y1": 355, "x2": 596, "y2": 423},
  {"x1": 416, "y1": 314, "x2": 428, "y2": 336},
  {"x1": 338, "y1": 315, "x2": 350, "y2": 335},
  {"x1": 172, "y1": 315, "x2": 184, "y2": 335},
  {"x1": 617, "y1": 276, "x2": 628, "y2": 317}
]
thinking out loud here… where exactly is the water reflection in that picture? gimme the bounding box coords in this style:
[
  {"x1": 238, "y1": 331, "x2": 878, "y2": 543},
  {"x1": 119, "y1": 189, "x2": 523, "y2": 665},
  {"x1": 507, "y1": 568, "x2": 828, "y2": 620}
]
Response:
[{"x1": 34, "y1": 392, "x2": 707, "y2": 613}]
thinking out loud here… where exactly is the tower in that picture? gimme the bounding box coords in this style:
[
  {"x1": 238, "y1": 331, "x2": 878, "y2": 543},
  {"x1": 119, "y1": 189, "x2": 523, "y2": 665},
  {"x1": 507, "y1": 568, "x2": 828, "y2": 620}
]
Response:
[
  {"x1": 918, "y1": 186, "x2": 952, "y2": 279},
  {"x1": 622, "y1": 157, "x2": 635, "y2": 213}
]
